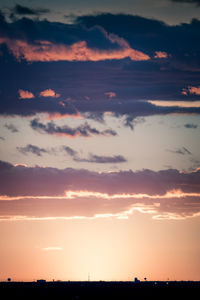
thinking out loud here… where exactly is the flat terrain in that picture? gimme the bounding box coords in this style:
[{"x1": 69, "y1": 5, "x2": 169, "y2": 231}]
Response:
[{"x1": 0, "y1": 281, "x2": 199, "y2": 299}]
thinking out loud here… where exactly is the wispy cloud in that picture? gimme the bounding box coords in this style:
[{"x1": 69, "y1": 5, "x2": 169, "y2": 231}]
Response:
[
  {"x1": 4, "y1": 123, "x2": 19, "y2": 133},
  {"x1": 17, "y1": 144, "x2": 48, "y2": 156},
  {"x1": 30, "y1": 119, "x2": 117, "y2": 138},
  {"x1": 167, "y1": 147, "x2": 192, "y2": 155},
  {"x1": 184, "y1": 123, "x2": 198, "y2": 129},
  {"x1": 42, "y1": 247, "x2": 63, "y2": 251},
  {"x1": 63, "y1": 146, "x2": 127, "y2": 164}
]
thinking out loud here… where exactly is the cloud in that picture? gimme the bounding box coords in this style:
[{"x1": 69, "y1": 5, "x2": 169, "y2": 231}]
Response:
[
  {"x1": 18, "y1": 89, "x2": 35, "y2": 99},
  {"x1": 182, "y1": 85, "x2": 200, "y2": 96},
  {"x1": 77, "y1": 13, "x2": 200, "y2": 71},
  {"x1": 17, "y1": 144, "x2": 48, "y2": 156},
  {"x1": 0, "y1": 15, "x2": 200, "y2": 120},
  {"x1": 148, "y1": 100, "x2": 200, "y2": 108},
  {"x1": 39, "y1": 89, "x2": 60, "y2": 98},
  {"x1": 0, "y1": 37, "x2": 150, "y2": 63},
  {"x1": 4, "y1": 123, "x2": 19, "y2": 133},
  {"x1": 0, "y1": 137, "x2": 5, "y2": 140},
  {"x1": 104, "y1": 92, "x2": 116, "y2": 99},
  {"x1": 63, "y1": 146, "x2": 127, "y2": 163},
  {"x1": 42, "y1": 247, "x2": 63, "y2": 251},
  {"x1": 76, "y1": 154, "x2": 127, "y2": 164},
  {"x1": 168, "y1": 147, "x2": 192, "y2": 155},
  {"x1": 63, "y1": 146, "x2": 77, "y2": 157},
  {"x1": 30, "y1": 118, "x2": 117, "y2": 138},
  {"x1": 13, "y1": 4, "x2": 50, "y2": 15},
  {"x1": 184, "y1": 123, "x2": 198, "y2": 129},
  {"x1": 154, "y1": 51, "x2": 168, "y2": 59},
  {"x1": 0, "y1": 161, "x2": 200, "y2": 220}
]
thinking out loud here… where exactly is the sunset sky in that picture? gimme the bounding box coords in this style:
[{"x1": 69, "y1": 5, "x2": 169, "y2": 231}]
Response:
[{"x1": 0, "y1": 0, "x2": 200, "y2": 282}]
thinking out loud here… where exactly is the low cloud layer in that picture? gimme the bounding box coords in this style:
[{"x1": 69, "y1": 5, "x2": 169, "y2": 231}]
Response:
[{"x1": 0, "y1": 161, "x2": 200, "y2": 220}]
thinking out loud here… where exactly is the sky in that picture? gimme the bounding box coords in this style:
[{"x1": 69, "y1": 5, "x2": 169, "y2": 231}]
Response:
[{"x1": 0, "y1": 0, "x2": 200, "y2": 282}]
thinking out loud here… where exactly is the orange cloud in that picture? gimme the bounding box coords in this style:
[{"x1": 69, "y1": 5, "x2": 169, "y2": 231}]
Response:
[
  {"x1": 154, "y1": 51, "x2": 168, "y2": 59},
  {"x1": 46, "y1": 112, "x2": 82, "y2": 120},
  {"x1": 0, "y1": 37, "x2": 150, "y2": 62},
  {"x1": 104, "y1": 92, "x2": 116, "y2": 99},
  {"x1": 18, "y1": 89, "x2": 35, "y2": 99},
  {"x1": 182, "y1": 85, "x2": 200, "y2": 96},
  {"x1": 148, "y1": 100, "x2": 200, "y2": 108},
  {"x1": 39, "y1": 89, "x2": 60, "y2": 98}
]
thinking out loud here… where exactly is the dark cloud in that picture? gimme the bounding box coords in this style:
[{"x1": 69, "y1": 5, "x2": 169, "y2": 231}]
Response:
[
  {"x1": 30, "y1": 118, "x2": 117, "y2": 137},
  {"x1": 63, "y1": 146, "x2": 127, "y2": 163},
  {"x1": 170, "y1": 0, "x2": 200, "y2": 5},
  {"x1": 77, "y1": 13, "x2": 200, "y2": 71},
  {"x1": 13, "y1": 4, "x2": 50, "y2": 16},
  {"x1": 63, "y1": 146, "x2": 77, "y2": 157},
  {"x1": 168, "y1": 147, "x2": 192, "y2": 155},
  {"x1": 4, "y1": 123, "x2": 18, "y2": 133},
  {"x1": 17, "y1": 144, "x2": 48, "y2": 156},
  {"x1": 0, "y1": 161, "x2": 200, "y2": 220},
  {"x1": 1, "y1": 160, "x2": 200, "y2": 197},
  {"x1": 184, "y1": 123, "x2": 198, "y2": 129},
  {"x1": 0, "y1": 136, "x2": 5, "y2": 140},
  {"x1": 75, "y1": 154, "x2": 127, "y2": 164},
  {"x1": 0, "y1": 14, "x2": 200, "y2": 121}
]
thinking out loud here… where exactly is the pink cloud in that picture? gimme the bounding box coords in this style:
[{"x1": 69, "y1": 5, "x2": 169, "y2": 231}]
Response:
[
  {"x1": 154, "y1": 51, "x2": 168, "y2": 59},
  {"x1": 47, "y1": 112, "x2": 82, "y2": 120},
  {"x1": 182, "y1": 85, "x2": 200, "y2": 96},
  {"x1": 18, "y1": 89, "x2": 35, "y2": 99},
  {"x1": 0, "y1": 37, "x2": 150, "y2": 62},
  {"x1": 104, "y1": 92, "x2": 116, "y2": 99},
  {"x1": 39, "y1": 89, "x2": 60, "y2": 98}
]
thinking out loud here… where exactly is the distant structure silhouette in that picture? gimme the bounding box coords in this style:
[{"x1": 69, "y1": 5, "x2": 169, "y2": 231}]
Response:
[
  {"x1": 37, "y1": 279, "x2": 46, "y2": 283},
  {"x1": 7, "y1": 278, "x2": 11, "y2": 282}
]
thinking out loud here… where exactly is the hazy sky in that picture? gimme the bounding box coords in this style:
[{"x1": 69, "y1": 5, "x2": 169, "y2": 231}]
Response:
[{"x1": 0, "y1": 0, "x2": 200, "y2": 281}]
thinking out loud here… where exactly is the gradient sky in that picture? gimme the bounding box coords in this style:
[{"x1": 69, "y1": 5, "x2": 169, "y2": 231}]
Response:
[{"x1": 0, "y1": 0, "x2": 200, "y2": 282}]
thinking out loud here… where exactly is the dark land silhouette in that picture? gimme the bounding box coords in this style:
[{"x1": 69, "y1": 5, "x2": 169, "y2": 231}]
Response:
[{"x1": 0, "y1": 281, "x2": 200, "y2": 299}]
